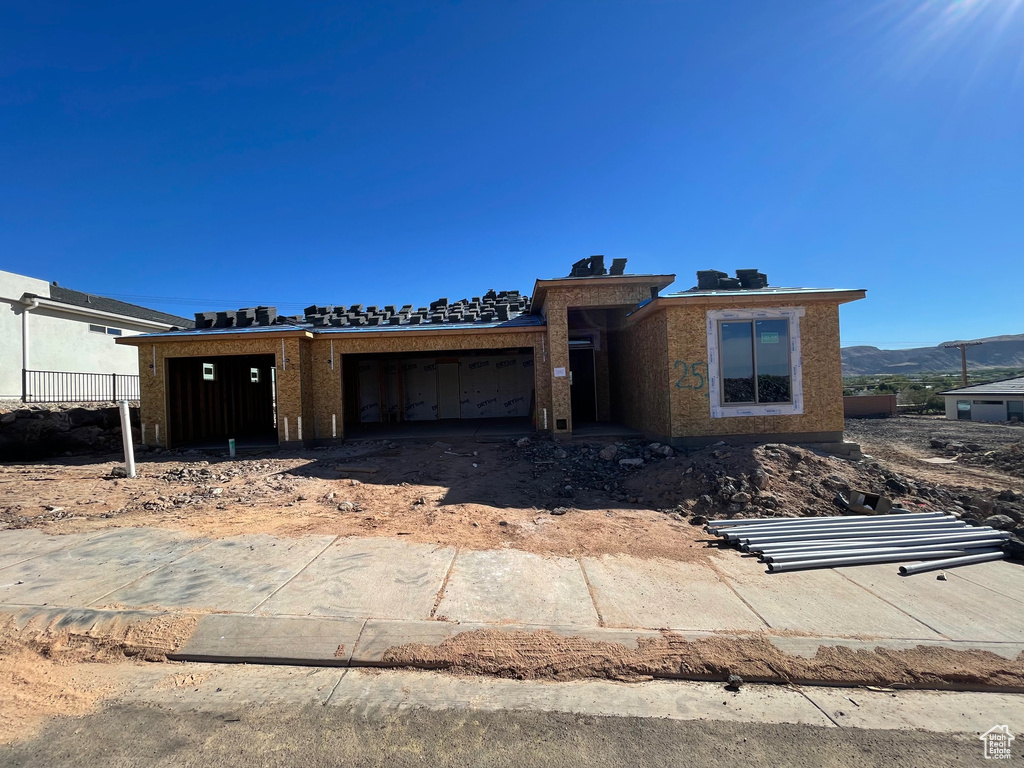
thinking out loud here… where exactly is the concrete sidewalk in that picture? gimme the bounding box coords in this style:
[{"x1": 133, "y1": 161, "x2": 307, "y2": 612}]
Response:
[{"x1": 1, "y1": 526, "x2": 1023, "y2": 685}]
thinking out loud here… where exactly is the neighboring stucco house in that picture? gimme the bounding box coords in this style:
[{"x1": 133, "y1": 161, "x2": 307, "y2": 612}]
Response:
[
  {"x1": 118, "y1": 259, "x2": 865, "y2": 449},
  {"x1": 940, "y1": 377, "x2": 1024, "y2": 423},
  {"x1": 1, "y1": 269, "x2": 193, "y2": 400}
]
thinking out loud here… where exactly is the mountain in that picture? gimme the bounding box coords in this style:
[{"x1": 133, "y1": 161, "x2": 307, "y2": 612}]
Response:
[{"x1": 841, "y1": 334, "x2": 1024, "y2": 376}]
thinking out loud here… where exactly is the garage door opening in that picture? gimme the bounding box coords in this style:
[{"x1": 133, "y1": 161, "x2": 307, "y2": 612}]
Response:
[
  {"x1": 166, "y1": 354, "x2": 278, "y2": 449},
  {"x1": 343, "y1": 348, "x2": 535, "y2": 437}
]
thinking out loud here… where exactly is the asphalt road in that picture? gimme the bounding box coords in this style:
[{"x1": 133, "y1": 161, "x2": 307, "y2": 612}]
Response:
[{"x1": 0, "y1": 702, "x2": 989, "y2": 768}]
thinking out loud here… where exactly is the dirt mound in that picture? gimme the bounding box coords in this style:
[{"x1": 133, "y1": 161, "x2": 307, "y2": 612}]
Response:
[
  {"x1": 0, "y1": 612, "x2": 195, "y2": 744},
  {"x1": 382, "y1": 628, "x2": 1024, "y2": 690},
  {"x1": 0, "y1": 611, "x2": 196, "y2": 664}
]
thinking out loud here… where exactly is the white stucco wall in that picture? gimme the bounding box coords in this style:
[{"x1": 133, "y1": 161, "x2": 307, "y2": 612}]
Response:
[
  {"x1": 943, "y1": 397, "x2": 958, "y2": 420},
  {"x1": 1, "y1": 268, "x2": 174, "y2": 399},
  {"x1": 0, "y1": 270, "x2": 51, "y2": 398}
]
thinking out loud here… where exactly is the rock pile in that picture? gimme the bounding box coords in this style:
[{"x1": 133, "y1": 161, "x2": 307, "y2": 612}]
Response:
[
  {"x1": 0, "y1": 404, "x2": 140, "y2": 461},
  {"x1": 506, "y1": 436, "x2": 676, "y2": 504}
]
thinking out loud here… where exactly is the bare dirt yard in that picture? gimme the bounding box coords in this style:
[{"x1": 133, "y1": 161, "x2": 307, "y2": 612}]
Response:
[
  {"x1": 1, "y1": 415, "x2": 1022, "y2": 558},
  {"x1": 1, "y1": 416, "x2": 1023, "y2": 742}
]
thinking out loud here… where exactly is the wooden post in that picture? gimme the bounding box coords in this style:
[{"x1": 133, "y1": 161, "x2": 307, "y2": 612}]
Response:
[{"x1": 943, "y1": 341, "x2": 983, "y2": 387}]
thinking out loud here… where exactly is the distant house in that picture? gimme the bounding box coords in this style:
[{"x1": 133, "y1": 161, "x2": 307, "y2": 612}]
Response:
[
  {"x1": 0, "y1": 269, "x2": 193, "y2": 401},
  {"x1": 117, "y1": 259, "x2": 865, "y2": 450},
  {"x1": 940, "y1": 377, "x2": 1024, "y2": 423}
]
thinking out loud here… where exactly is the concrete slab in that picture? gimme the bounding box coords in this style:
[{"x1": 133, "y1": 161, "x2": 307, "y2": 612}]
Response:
[
  {"x1": 350, "y1": 619, "x2": 663, "y2": 665},
  {"x1": 769, "y1": 635, "x2": 1024, "y2": 662},
  {"x1": 710, "y1": 552, "x2": 944, "y2": 640},
  {"x1": 258, "y1": 537, "x2": 454, "y2": 620},
  {"x1": 582, "y1": 554, "x2": 765, "y2": 632},
  {"x1": 0, "y1": 528, "x2": 203, "y2": 607},
  {"x1": 117, "y1": 662, "x2": 345, "y2": 710},
  {"x1": 946, "y1": 561, "x2": 1024, "y2": 604},
  {"x1": 171, "y1": 613, "x2": 364, "y2": 665},
  {"x1": 99, "y1": 534, "x2": 336, "y2": 613},
  {"x1": 436, "y1": 549, "x2": 598, "y2": 626},
  {"x1": 839, "y1": 564, "x2": 1024, "y2": 642},
  {"x1": 0, "y1": 530, "x2": 97, "y2": 570},
  {"x1": 328, "y1": 668, "x2": 835, "y2": 726},
  {"x1": 801, "y1": 687, "x2": 1024, "y2": 733}
]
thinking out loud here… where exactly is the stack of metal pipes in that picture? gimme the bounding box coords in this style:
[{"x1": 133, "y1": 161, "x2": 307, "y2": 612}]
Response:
[{"x1": 706, "y1": 511, "x2": 1008, "y2": 575}]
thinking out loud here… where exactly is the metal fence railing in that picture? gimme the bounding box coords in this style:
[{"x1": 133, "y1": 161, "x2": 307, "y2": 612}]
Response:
[{"x1": 22, "y1": 370, "x2": 141, "y2": 403}]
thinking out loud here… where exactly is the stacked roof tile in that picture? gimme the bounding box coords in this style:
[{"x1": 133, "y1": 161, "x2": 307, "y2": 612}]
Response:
[{"x1": 192, "y1": 290, "x2": 532, "y2": 330}]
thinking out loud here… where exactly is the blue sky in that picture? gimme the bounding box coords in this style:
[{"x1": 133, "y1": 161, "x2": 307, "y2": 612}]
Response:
[{"x1": 2, "y1": 0, "x2": 1022, "y2": 349}]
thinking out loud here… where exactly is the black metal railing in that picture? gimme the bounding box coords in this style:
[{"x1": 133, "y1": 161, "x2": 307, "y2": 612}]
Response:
[{"x1": 22, "y1": 370, "x2": 141, "y2": 403}]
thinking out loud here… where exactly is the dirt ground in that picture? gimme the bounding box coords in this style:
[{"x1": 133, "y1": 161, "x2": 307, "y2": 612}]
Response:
[
  {"x1": 1, "y1": 417, "x2": 1023, "y2": 741},
  {"x1": 0, "y1": 416, "x2": 1022, "y2": 561},
  {"x1": 0, "y1": 611, "x2": 196, "y2": 744},
  {"x1": 383, "y1": 627, "x2": 1024, "y2": 690}
]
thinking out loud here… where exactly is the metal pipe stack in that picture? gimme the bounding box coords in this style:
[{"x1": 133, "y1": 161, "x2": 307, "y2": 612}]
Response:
[{"x1": 706, "y1": 512, "x2": 1008, "y2": 575}]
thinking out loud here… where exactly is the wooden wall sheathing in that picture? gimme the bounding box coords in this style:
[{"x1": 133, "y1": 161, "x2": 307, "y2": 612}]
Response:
[
  {"x1": 541, "y1": 284, "x2": 656, "y2": 434},
  {"x1": 665, "y1": 301, "x2": 844, "y2": 439},
  {"x1": 609, "y1": 309, "x2": 671, "y2": 437},
  {"x1": 134, "y1": 336, "x2": 304, "y2": 448}
]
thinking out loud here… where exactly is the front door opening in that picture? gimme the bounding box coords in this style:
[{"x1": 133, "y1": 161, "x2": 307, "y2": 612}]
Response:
[{"x1": 569, "y1": 346, "x2": 598, "y2": 423}]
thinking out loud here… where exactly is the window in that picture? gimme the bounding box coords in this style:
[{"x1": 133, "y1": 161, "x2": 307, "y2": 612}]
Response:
[
  {"x1": 202, "y1": 363, "x2": 215, "y2": 381},
  {"x1": 106, "y1": 327, "x2": 122, "y2": 336},
  {"x1": 707, "y1": 308, "x2": 804, "y2": 418},
  {"x1": 89, "y1": 324, "x2": 122, "y2": 336},
  {"x1": 720, "y1": 319, "x2": 791, "y2": 404}
]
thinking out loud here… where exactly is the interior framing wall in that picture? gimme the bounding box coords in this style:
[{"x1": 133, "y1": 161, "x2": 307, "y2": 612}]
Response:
[{"x1": 312, "y1": 329, "x2": 548, "y2": 440}]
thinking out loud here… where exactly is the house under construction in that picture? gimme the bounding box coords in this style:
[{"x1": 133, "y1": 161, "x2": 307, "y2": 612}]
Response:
[{"x1": 118, "y1": 258, "x2": 865, "y2": 450}]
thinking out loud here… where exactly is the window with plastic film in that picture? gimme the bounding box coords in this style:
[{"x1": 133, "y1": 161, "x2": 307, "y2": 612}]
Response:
[{"x1": 719, "y1": 319, "x2": 791, "y2": 405}]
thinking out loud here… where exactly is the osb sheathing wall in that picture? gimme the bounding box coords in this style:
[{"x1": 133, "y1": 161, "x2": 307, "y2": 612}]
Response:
[
  {"x1": 134, "y1": 335, "x2": 308, "y2": 448},
  {"x1": 664, "y1": 301, "x2": 845, "y2": 440},
  {"x1": 309, "y1": 329, "x2": 550, "y2": 438},
  {"x1": 609, "y1": 308, "x2": 671, "y2": 438},
  {"x1": 541, "y1": 284, "x2": 658, "y2": 433}
]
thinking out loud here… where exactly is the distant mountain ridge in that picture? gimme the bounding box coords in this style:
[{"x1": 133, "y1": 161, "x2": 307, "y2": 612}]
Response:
[{"x1": 841, "y1": 333, "x2": 1024, "y2": 376}]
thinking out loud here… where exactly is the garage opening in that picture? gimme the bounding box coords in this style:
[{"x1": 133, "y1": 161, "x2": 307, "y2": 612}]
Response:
[
  {"x1": 343, "y1": 348, "x2": 535, "y2": 435},
  {"x1": 166, "y1": 354, "x2": 278, "y2": 448}
]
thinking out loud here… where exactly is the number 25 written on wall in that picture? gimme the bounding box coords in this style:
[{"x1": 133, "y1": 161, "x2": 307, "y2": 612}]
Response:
[{"x1": 674, "y1": 360, "x2": 709, "y2": 398}]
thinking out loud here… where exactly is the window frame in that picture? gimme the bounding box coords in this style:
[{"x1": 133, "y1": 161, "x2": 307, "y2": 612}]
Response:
[{"x1": 706, "y1": 307, "x2": 805, "y2": 418}]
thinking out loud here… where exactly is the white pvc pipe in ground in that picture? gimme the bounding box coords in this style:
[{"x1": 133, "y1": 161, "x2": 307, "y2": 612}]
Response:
[{"x1": 118, "y1": 400, "x2": 136, "y2": 479}]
